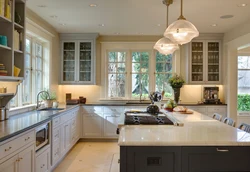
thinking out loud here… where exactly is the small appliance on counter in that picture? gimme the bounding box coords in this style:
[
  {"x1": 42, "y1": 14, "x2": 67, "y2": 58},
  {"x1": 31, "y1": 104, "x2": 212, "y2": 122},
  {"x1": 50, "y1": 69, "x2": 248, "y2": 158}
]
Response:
[{"x1": 203, "y1": 86, "x2": 221, "y2": 104}]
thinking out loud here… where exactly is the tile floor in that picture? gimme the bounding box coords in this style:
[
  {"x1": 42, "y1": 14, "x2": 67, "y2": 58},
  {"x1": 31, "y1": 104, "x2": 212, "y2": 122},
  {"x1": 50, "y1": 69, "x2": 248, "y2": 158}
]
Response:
[{"x1": 53, "y1": 142, "x2": 120, "y2": 172}]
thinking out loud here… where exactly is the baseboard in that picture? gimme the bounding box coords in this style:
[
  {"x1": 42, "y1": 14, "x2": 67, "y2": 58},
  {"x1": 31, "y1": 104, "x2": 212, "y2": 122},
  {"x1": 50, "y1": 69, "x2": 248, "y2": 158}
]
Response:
[{"x1": 79, "y1": 138, "x2": 118, "y2": 142}]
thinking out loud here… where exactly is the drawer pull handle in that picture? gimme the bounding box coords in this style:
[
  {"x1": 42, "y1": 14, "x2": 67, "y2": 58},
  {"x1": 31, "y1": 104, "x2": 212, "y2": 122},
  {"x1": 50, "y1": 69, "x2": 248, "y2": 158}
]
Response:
[
  {"x1": 5, "y1": 147, "x2": 12, "y2": 151},
  {"x1": 25, "y1": 137, "x2": 30, "y2": 141},
  {"x1": 216, "y1": 148, "x2": 229, "y2": 152}
]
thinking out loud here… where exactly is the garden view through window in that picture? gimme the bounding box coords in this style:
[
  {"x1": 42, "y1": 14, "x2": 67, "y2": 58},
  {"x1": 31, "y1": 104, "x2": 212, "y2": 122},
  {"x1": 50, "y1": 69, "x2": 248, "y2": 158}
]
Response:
[
  {"x1": 238, "y1": 56, "x2": 250, "y2": 111},
  {"x1": 107, "y1": 51, "x2": 173, "y2": 99}
]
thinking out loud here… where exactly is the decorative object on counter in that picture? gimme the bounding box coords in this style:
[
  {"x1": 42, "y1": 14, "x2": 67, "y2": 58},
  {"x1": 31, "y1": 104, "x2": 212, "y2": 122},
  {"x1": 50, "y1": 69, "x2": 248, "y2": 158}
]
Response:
[
  {"x1": 0, "y1": 63, "x2": 7, "y2": 76},
  {"x1": 203, "y1": 86, "x2": 221, "y2": 104},
  {"x1": 154, "y1": 0, "x2": 179, "y2": 55},
  {"x1": 39, "y1": 89, "x2": 57, "y2": 108},
  {"x1": 164, "y1": 0, "x2": 199, "y2": 45},
  {"x1": 66, "y1": 93, "x2": 71, "y2": 100},
  {"x1": 14, "y1": 65, "x2": 20, "y2": 77},
  {"x1": 0, "y1": 35, "x2": 7, "y2": 46},
  {"x1": 52, "y1": 101, "x2": 58, "y2": 108},
  {"x1": 0, "y1": 87, "x2": 7, "y2": 93},
  {"x1": 66, "y1": 99, "x2": 79, "y2": 105},
  {"x1": 168, "y1": 73, "x2": 185, "y2": 103},
  {"x1": 163, "y1": 99, "x2": 177, "y2": 112},
  {"x1": 147, "y1": 91, "x2": 163, "y2": 115},
  {"x1": 79, "y1": 96, "x2": 86, "y2": 104}
]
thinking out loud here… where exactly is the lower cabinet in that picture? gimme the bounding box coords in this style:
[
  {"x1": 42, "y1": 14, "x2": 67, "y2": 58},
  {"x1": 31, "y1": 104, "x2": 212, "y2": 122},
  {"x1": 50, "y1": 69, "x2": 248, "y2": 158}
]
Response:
[
  {"x1": 182, "y1": 147, "x2": 250, "y2": 172},
  {"x1": 187, "y1": 105, "x2": 227, "y2": 119},
  {"x1": 82, "y1": 113, "x2": 103, "y2": 138},
  {"x1": 51, "y1": 107, "x2": 81, "y2": 168},
  {"x1": 36, "y1": 146, "x2": 50, "y2": 172},
  {"x1": 120, "y1": 146, "x2": 181, "y2": 172},
  {"x1": 0, "y1": 144, "x2": 35, "y2": 172},
  {"x1": 103, "y1": 113, "x2": 120, "y2": 138}
]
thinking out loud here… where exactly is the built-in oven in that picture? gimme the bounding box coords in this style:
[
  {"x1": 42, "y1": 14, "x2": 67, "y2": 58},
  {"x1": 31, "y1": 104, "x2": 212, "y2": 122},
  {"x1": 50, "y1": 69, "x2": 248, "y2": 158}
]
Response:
[{"x1": 36, "y1": 122, "x2": 49, "y2": 151}]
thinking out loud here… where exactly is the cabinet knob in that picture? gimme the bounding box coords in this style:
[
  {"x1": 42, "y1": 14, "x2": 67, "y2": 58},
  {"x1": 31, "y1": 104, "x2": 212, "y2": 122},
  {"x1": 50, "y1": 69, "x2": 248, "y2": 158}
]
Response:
[
  {"x1": 216, "y1": 148, "x2": 229, "y2": 152},
  {"x1": 5, "y1": 146, "x2": 12, "y2": 152},
  {"x1": 25, "y1": 137, "x2": 30, "y2": 141}
]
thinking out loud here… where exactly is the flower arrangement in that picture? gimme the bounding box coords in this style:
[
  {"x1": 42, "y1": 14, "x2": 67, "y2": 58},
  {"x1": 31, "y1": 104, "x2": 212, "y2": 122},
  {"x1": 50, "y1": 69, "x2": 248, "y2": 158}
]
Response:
[{"x1": 168, "y1": 73, "x2": 185, "y2": 88}]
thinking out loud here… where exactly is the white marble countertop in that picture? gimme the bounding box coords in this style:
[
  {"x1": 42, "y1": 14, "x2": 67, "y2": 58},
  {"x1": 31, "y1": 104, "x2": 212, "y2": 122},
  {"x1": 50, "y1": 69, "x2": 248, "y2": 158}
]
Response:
[{"x1": 118, "y1": 110, "x2": 250, "y2": 146}]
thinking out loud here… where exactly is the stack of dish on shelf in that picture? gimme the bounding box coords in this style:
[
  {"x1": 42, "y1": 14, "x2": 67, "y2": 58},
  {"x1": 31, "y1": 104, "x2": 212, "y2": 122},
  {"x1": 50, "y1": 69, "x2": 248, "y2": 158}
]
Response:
[{"x1": 0, "y1": 64, "x2": 7, "y2": 76}]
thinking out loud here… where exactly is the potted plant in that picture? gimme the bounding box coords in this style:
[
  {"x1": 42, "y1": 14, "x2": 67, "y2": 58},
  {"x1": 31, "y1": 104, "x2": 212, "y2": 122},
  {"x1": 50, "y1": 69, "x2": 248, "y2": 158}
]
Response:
[
  {"x1": 40, "y1": 89, "x2": 57, "y2": 108},
  {"x1": 168, "y1": 74, "x2": 185, "y2": 103}
]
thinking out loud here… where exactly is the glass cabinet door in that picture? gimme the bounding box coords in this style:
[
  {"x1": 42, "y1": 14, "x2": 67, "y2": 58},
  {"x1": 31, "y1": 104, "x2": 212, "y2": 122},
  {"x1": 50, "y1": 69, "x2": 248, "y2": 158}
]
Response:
[
  {"x1": 207, "y1": 42, "x2": 219, "y2": 82},
  {"x1": 191, "y1": 42, "x2": 204, "y2": 82},
  {"x1": 63, "y1": 42, "x2": 76, "y2": 82},
  {"x1": 79, "y1": 42, "x2": 92, "y2": 82}
]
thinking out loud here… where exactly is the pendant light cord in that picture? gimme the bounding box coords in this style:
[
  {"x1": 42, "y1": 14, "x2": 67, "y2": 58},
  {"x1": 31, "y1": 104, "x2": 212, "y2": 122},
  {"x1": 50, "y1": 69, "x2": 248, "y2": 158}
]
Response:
[
  {"x1": 166, "y1": 5, "x2": 169, "y2": 27},
  {"x1": 178, "y1": 0, "x2": 186, "y2": 20}
]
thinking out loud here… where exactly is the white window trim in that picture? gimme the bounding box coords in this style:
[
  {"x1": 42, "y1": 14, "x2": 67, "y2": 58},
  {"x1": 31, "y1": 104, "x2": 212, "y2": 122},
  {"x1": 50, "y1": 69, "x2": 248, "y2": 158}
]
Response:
[{"x1": 100, "y1": 42, "x2": 179, "y2": 101}]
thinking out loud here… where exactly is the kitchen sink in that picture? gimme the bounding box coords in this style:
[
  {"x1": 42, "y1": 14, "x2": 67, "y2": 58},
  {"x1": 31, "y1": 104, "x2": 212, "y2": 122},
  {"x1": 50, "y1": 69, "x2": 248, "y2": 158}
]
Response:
[{"x1": 37, "y1": 107, "x2": 65, "y2": 111}]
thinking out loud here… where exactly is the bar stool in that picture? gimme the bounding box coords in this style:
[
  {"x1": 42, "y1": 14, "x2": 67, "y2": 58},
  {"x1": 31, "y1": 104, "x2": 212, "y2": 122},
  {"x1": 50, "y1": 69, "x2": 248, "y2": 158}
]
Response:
[
  {"x1": 212, "y1": 113, "x2": 222, "y2": 121},
  {"x1": 223, "y1": 117, "x2": 235, "y2": 127},
  {"x1": 238, "y1": 123, "x2": 250, "y2": 133}
]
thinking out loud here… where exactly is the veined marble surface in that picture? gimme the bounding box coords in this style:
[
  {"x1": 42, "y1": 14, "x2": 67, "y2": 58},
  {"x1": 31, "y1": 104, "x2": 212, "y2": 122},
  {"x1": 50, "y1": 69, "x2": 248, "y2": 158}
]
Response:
[
  {"x1": 0, "y1": 105, "x2": 79, "y2": 142},
  {"x1": 118, "y1": 110, "x2": 250, "y2": 146}
]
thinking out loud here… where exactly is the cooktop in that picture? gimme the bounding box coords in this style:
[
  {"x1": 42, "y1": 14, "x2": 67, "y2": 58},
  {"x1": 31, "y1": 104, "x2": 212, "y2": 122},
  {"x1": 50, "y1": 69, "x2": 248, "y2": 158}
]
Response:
[{"x1": 124, "y1": 111, "x2": 174, "y2": 125}]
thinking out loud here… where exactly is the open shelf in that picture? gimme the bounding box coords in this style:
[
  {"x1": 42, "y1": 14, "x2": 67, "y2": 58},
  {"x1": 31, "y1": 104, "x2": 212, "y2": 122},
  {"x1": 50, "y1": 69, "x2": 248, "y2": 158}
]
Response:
[
  {"x1": 0, "y1": 44, "x2": 11, "y2": 51},
  {"x1": 14, "y1": 50, "x2": 23, "y2": 54},
  {"x1": 14, "y1": 22, "x2": 24, "y2": 29},
  {"x1": 0, "y1": 15, "x2": 11, "y2": 23},
  {"x1": 0, "y1": 93, "x2": 15, "y2": 97},
  {"x1": 0, "y1": 76, "x2": 24, "y2": 81}
]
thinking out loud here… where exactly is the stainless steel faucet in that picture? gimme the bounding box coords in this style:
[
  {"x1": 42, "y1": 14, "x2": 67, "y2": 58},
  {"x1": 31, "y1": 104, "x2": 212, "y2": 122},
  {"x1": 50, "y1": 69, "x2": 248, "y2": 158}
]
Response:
[{"x1": 36, "y1": 91, "x2": 50, "y2": 109}]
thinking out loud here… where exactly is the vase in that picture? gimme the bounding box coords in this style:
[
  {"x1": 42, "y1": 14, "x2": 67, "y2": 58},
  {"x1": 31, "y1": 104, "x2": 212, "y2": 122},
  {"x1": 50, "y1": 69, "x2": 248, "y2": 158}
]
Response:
[{"x1": 172, "y1": 87, "x2": 181, "y2": 104}]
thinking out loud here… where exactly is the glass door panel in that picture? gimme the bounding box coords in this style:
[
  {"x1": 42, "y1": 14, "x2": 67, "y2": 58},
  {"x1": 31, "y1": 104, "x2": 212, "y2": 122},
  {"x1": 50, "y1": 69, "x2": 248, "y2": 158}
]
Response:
[
  {"x1": 79, "y1": 42, "x2": 92, "y2": 82},
  {"x1": 63, "y1": 42, "x2": 75, "y2": 82},
  {"x1": 207, "y1": 42, "x2": 219, "y2": 82},
  {"x1": 191, "y1": 42, "x2": 204, "y2": 82}
]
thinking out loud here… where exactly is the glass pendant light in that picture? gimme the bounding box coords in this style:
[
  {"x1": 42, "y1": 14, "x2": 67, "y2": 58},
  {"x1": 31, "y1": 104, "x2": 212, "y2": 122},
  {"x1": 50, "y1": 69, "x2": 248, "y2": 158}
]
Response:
[
  {"x1": 154, "y1": 0, "x2": 179, "y2": 55},
  {"x1": 164, "y1": 0, "x2": 199, "y2": 45}
]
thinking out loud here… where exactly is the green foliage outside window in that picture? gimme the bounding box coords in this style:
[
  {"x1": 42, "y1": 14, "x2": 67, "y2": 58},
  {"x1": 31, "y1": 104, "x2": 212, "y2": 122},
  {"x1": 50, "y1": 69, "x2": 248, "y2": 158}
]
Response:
[{"x1": 238, "y1": 94, "x2": 250, "y2": 111}]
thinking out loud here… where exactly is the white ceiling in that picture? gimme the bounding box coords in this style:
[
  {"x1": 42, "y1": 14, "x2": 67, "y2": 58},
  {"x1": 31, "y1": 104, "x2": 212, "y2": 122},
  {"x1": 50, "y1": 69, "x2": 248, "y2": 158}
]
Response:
[{"x1": 27, "y1": 0, "x2": 250, "y2": 35}]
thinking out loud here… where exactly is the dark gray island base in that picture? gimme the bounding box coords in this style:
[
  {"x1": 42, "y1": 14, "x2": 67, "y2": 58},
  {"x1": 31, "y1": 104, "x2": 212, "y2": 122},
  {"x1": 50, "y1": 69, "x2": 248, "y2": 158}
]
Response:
[{"x1": 120, "y1": 146, "x2": 250, "y2": 172}]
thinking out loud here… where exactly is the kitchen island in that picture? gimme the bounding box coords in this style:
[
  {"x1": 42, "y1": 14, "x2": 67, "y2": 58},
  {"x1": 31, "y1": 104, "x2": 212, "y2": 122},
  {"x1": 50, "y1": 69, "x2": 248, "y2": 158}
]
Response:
[{"x1": 118, "y1": 110, "x2": 250, "y2": 172}]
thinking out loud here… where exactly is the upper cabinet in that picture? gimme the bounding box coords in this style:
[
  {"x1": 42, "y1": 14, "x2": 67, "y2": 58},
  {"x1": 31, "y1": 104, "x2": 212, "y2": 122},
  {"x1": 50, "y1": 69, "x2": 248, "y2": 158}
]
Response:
[
  {"x1": 0, "y1": 0, "x2": 26, "y2": 81},
  {"x1": 60, "y1": 33, "x2": 98, "y2": 85},
  {"x1": 189, "y1": 40, "x2": 221, "y2": 84}
]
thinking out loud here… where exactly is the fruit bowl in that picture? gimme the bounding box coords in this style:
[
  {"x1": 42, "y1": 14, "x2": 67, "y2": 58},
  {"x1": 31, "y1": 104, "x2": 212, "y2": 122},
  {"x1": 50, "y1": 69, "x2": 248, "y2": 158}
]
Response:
[{"x1": 164, "y1": 107, "x2": 173, "y2": 112}]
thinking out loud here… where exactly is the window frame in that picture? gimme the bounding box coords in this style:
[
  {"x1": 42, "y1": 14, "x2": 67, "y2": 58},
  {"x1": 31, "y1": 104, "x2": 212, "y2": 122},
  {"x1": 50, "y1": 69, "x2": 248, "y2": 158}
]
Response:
[{"x1": 102, "y1": 42, "x2": 177, "y2": 100}]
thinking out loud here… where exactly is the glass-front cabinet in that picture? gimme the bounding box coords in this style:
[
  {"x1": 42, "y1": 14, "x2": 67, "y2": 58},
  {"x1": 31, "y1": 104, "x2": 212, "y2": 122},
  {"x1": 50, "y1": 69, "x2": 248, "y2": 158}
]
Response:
[
  {"x1": 60, "y1": 33, "x2": 98, "y2": 84},
  {"x1": 190, "y1": 40, "x2": 221, "y2": 84}
]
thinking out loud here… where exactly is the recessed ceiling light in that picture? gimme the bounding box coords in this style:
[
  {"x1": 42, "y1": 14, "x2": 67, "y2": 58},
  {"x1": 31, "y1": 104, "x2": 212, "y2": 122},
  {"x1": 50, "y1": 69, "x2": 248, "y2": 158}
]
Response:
[
  {"x1": 98, "y1": 24, "x2": 105, "y2": 27},
  {"x1": 89, "y1": 4, "x2": 97, "y2": 7},
  {"x1": 157, "y1": 24, "x2": 161, "y2": 27},
  {"x1": 59, "y1": 23, "x2": 66, "y2": 26},
  {"x1": 115, "y1": 32, "x2": 120, "y2": 35},
  {"x1": 220, "y1": 15, "x2": 234, "y2": 19},
  {"x1": 211, "y1": 24, "x2": 217, "y2": 27},
  {"x1": 37, "y1": 5, "x2": 47, "y2": 8},
  {"x1": 237, "y1": 3, "x2": 247, "y2": 7}
]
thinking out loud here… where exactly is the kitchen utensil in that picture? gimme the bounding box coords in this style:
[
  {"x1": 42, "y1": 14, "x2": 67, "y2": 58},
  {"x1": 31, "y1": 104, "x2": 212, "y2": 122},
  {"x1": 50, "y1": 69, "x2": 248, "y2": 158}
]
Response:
[{"x1": 0, "y1": 107, "x2": 9, "y2": 121}]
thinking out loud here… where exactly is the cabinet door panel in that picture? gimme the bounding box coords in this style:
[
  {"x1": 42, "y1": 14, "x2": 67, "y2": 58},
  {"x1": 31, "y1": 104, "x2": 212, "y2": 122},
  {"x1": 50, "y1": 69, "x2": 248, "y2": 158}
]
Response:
[
  {"x1": 0, "y1": 155, "x2": 18, "y2": 172},
  {"x1": 18, "y1": 145, "x2": 35, "y2": 172},
  {"x1": 182, "y1": 147, "x2": 250, "y2": 172},
  {"x1": 83, "y1": 116, "x2": 103, "y2": 138},
  {"x1": 103, "y1": 114, "x2": 120, "y2": 138},
  {"x1": 36, "y1": 148, "x2": 50, "y2": 172}
]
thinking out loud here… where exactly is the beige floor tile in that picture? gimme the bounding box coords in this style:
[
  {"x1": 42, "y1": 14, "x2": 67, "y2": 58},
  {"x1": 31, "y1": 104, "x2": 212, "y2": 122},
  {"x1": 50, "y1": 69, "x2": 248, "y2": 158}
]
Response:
[{"x1": 53, "y1": 142, "x2": 119, "y2": 172}]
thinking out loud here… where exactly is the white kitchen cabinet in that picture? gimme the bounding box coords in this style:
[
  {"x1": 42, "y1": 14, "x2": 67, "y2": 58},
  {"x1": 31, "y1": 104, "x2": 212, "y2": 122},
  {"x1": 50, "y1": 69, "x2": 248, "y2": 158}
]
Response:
[
  {"x1": 18, "y1": 145, "x2": 35, "y2": 172},
  {"x1": 60, "y1": 120, "x2": 71, "y2": 156},
  {"x1": 103, "y1": 113, "x2": 120, "y2": 138},
  {"x1": 189, "y1": 40, "x2": 221, "y2": 84},
  {"x1": 83, "y1": 113, "x2": 104, "y2": 138},
  {"x1": 60, "y1": 33, "x2": 98, "y2": 85},
  {"x1": 0, "y1": 155, "x2": 18, "y2": 172},
  {"x1": 207, "y1": 106, "x2": 227, "y2": 119},
  {"x1": 0, "y1": 144, "x2": 35, "y2": 172},
  {"x1": 186, "y1": 106, "x2": 207, "y2": 115},
  {"x1": 36, "y1": 146, "x2": 50, "y2": 172}
]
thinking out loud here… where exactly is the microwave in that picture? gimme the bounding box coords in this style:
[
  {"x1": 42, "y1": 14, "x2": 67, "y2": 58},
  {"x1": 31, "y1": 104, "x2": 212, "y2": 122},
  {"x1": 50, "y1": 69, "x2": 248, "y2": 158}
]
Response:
[{"x1": 36, "y1": 122, "x2": 49, "y2": 151}]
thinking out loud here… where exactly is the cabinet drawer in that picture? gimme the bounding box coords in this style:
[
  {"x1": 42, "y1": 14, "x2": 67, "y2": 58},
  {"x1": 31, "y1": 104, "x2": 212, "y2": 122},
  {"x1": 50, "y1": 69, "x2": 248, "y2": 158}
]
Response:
[
  {"x1": 52, "y1": 140, "x2": 60, "y2": 164},
  {"x1": 61, "y1": 113, "x2": 71, "y2": 123},
  {"x1": 104, "y1": 106, "x2": 124, "y2": 113},
  {"x1": 207, "y1": 107, "x2": 226, "y2": 113},
  {"x1": 36, "y1": 147, "x2": 50, "y2": 172},
  {"x1": 82, "y1": 106, "x2": 103, "y2": 113},
  {"x1": 0, "y1": 130, "x2": 35, "y2": 160},
  {"x1": 52, "y1": 116, "x2": 61, "y2": 128}
]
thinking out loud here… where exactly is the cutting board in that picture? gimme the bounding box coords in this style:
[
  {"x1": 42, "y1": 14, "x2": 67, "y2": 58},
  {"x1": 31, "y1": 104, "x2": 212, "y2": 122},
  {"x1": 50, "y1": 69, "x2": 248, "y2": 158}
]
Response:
[{"x1": 180, "y1": 111, "x2": 193, "y2": 114}]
